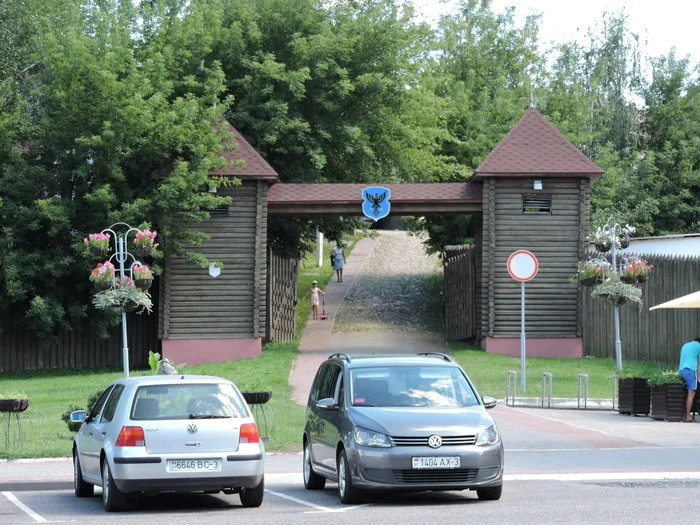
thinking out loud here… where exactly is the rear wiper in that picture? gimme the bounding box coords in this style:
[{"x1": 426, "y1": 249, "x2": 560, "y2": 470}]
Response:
[{"x1": 189, "y1": 414, "x2": 231, "y2": 419}]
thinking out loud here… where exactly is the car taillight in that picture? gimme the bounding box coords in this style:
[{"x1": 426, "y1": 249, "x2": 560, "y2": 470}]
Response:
[
  {"x1": 239, "y1": 423, "x2": 260, "y2": 444},
  {"x1": 115, "y1": 426, "x2": 146, "y2": 447}
]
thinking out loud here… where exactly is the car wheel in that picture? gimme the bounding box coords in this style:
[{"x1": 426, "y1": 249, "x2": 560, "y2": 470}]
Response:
[
  {"x1": 73, "y1": 451, "x2": 94, "y2": 497},
  {"x1": 476, "y1": 483, "x2": 503, "y2": 501},
  {"x1": 239, "y1": 475, "x2": 265, "y2": 508},
  {"x1": 337, "y1": 450, "x2": 361, "y2": 504},
  {"x1": 303, "y1": 441, "x2": 326, "y2": 490},
  {"x1": 101, "y1": 459, "x2": 128, "y2": 512}
]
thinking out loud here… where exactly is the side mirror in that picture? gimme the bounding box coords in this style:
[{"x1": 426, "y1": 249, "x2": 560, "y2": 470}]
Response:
[
  {"x1": 482, "y1": 396, "x2": 498, "y2": 409},
  {"x1": 70, "y1": 410, "x2": 87, "y2": 422},
  {"x1": 316, "y1": 398, "x2": 338, "y2": 411}
]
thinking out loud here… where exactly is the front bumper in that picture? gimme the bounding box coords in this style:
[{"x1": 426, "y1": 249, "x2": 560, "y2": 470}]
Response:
[
  {"x1": 348, "y1": 442, "x2": 504, "y2": 491},
  {"x1": 109, "y1": 447, "x2": 264, "y2": 494}
]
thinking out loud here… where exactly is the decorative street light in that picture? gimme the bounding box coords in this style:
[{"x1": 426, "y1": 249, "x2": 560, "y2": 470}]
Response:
[{"x1": 86, "y1": 222, "x2": 156, "y2": 378}]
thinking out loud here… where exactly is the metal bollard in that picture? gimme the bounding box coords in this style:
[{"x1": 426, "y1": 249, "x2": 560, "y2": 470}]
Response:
[
  {"x1": 506, "y1": 370, "x2": 517, "y2": 406},
  {"x1": 611, "y1": 375, "x2": 619, "y2": 411},
  {"x1": 541, "y1": 372, "x2": 553, "y2": 408},
  {"x1": 577, "y1": 373, "x2": 589, "y2": 410}
]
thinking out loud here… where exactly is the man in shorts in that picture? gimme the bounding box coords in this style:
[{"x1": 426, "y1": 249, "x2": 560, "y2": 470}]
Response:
[{"x1": 678, "y1": 338, "x2": 700, "y2": 422}]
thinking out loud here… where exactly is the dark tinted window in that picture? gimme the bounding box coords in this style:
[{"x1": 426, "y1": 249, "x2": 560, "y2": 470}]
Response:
[
  {"x1": 89, "y1": 386, "x2": 114, "y2": 421},
  {"x1": 131, "y1": 383, "x2": 248, "y2": 421},
  {"x1": 101, "y1": 384, "x2": 125, "y2": 423}
]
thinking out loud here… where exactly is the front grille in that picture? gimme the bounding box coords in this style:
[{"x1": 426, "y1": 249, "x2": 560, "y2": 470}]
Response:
[
  {"x1": 391, "y1": 435, "x2": 477, "y2": 446},
  {"x1": 393, "y1": 468, "x2": 479, "y2": 484}
]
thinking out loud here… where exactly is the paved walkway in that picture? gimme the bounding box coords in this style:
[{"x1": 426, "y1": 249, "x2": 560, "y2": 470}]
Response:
[{"x1": 290, "y1": 237, "x2": 378, "y2": 404}]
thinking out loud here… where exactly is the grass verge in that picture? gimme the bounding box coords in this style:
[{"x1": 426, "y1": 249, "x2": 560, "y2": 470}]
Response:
[{"x1": 449, "y1": 342, "x2": 670, "y2": 399}]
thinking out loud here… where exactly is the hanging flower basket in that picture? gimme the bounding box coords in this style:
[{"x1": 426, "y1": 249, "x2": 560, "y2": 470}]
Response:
[
  {"x1": 620, "y1": 275, "x2": 637, "y2": 285},
  {"x1": 93, "y1": 280, "x2": 114, "y2": 291},
  {"x1": 637, "y1": 273, "x2": 648, "y2": 284},
  {"x1": 0, "y1": 399, "x2": 30, "y2": 413},
  {"x1": 619, "y1": 238, "x2": 630, "y2": 249},
  {"x1": 591, "y1": 279, "x2": 642, "y2": 308},
  {"x1": 133, "y1": 229, "x2": 158, "y2": 258},
  {"x1": 90, "y1": 246, "x2": 110, "y2": 257},
  {"x1": 595, "y1": 242, "x2": 611, "y2": 253},
  {"x1": 123, "y1": 300, "x2": 139, "y2": 313},
  {"x1": 92, "y1": 277, "x2": 153, "y2": 315},
  {"x1": 135, "y1": 278, "x2": 152, "y2": 291},
  {"x1": 579, "y1": 276, "x2": 600, "y2": 287},
  {"x1": 134, "y1": 245, "x2": 152, "y2": 258}
]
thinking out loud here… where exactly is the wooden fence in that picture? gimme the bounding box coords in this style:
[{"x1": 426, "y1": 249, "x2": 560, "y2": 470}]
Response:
[
  {"x1": 443, "y1": 245, "x2": 478, "y2": 341},
  {"x1": 0, "y1": 280, "x2": 160, "y2": 372},
  {"x1": 266, "y1": 249, "x2": 299, "y2": 343},
  {"x1": 582, "y1": 253, "x2": 700, "y2": 365}
]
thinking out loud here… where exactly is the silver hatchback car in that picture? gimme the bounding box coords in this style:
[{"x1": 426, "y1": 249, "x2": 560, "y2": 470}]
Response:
[
  {"x1": 72, "y1": 375, "x2": 265, "y2": 511},
  {"x1": 302, "y1": 353, "x2": 503, "y2": 503}
]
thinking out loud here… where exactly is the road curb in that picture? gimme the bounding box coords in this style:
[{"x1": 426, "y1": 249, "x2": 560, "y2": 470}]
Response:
[{"x1": 0, "y1": 480, "x2": 73, "y2": 492}]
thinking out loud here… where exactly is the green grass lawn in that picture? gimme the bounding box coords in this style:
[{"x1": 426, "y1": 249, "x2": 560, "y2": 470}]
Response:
[{"x1": 450, "y1": 342, "x2": 671, "y2": 399}]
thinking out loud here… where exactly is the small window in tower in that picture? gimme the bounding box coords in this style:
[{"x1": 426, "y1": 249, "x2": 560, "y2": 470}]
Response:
[
  {"x1": 209, "y1": 204, "x2": 229, "y2": 218},
  {"x1": 522, "y1": 194, "x2": 552, "y2": 215}
]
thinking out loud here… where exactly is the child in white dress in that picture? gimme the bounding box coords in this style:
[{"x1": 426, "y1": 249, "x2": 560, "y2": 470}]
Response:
[{"x1": 311, "y1": 280, "x2": 325, "y2": 320}]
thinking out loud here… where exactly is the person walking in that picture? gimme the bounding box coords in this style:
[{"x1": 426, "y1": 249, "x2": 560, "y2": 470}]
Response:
[
  {"x1": 310, "y1": 280, "x2": 325, "y2": 320},
  {"x1": 332, "y1": 242, "x2": 345, "y2": 282},
  {"x1": 678, "y1": 338, "x2": 700, "y2": 422}
]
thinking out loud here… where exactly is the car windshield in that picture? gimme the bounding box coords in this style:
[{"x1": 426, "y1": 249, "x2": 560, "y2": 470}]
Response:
[
  {"x1": 131, "y1": 383, "x2": 249, "y2": 421},
  {"x1": 350, "y1": 366, "x2": 479, "y2": 408}
]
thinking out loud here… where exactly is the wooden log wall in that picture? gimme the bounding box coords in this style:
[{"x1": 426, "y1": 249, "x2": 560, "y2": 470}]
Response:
[
  {"x1": 444, "y1": 245, "x2": 478, "y2": 341},
  {"x1": 583, "y1": 252, "x2": 700, "y2": 366},
  {"x1": 162, "y1": 181, "x2": 268, "y2": 340},
  {"x1": 0, "y1": 281, "x2": 160, "y2": 372},
  {"x1": 266, "y1": 249, "x2": 299, "y2": 343},
  {"x1": 481, "y1": 177, "x2": 584, "y2": 338}
]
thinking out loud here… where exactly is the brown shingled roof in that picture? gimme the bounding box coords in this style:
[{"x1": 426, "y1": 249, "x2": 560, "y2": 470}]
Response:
[
  {"x1": 267, "y1": 182, "x2": 482, "y2": 204},
  {"x1": 210, "y1": 119, "x2": 278, "y2": 180},
  {"x1": 474, "y1": 109, "x2": 604, "y2": 177}
]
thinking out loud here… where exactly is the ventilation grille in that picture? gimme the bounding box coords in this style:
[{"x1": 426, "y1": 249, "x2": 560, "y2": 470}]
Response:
[
  {"x1": 210, "y1": 204, "x2": 229, "y2": 217},
  {"x1": 392, "y1": 468, "x2": 479, "y2": 484},
  {"x1": 522, "y1": 194, "x2": 552, "y2": 215}
]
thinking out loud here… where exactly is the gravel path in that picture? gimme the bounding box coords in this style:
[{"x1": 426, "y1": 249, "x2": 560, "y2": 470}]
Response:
[{"x1": 333, "y1": 231, "x2": 443, "y2": 334}]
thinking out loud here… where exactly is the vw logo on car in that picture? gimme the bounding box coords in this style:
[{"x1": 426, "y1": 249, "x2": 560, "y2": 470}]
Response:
[
  {"x1": 187, "y1": 424, "x2": 198, "y2": 434},
  {"x1": 427, "y1": 435, "x2": 442, "y2": 449}
]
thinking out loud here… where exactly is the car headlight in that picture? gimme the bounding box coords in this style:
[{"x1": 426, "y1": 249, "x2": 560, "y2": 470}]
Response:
[
  {"x1": 353, "y1": 428, "x2": 392, "y2": 448},
  {"x1": 475, "y1": 425, "x2": 499, "y2": 446}
]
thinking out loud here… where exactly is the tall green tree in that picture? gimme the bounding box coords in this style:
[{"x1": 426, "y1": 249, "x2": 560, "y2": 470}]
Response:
[{"x1": 0, "y1": 0, "x2": 232, "y2": 338}]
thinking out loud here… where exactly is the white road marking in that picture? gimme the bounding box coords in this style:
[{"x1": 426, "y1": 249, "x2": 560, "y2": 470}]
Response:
[
  {"x1": 504, "y1": 471, "x2": 700, "y2": 481},
  {"x1": 265, "y1": 489, "x2": 338, "y2": 512},
  {"x1": 506, "y1": 406, "x2": 614, "y2": 435},
  {"x1": 1, "y1": 491, "x2": 47, "y2": 523}
]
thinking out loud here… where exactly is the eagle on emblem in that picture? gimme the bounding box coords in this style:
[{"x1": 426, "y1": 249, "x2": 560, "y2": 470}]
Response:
[{"x1": 365, "y1": 190, "x2": 387, "y2": 217}]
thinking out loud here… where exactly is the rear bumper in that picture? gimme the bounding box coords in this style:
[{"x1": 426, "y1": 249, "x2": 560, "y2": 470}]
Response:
[
  {"x1": 116, "y1": 474, "x2": 263, "y2": 493},
  {"x1": 110, "y1": 447, "x2": 264, "y2": 493}
]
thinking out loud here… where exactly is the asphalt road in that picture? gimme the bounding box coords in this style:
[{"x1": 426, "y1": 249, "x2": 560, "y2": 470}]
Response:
[{"x1": 2, "y1": 405, "x2": 699, "y2": 523}]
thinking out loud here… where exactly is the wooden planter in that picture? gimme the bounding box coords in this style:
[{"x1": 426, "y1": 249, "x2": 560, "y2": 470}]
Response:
[
  {"x1": 649, "y1": 384, "x2": 686, "y2": 422},
  {"x1": 617, "y1": 378, "x2": 650, "y2": 415}
]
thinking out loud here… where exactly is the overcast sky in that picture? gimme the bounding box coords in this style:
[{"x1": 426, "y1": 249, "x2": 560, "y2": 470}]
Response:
[{"x1": 413, "y1": 0, "x2": 698, "y2": 65}]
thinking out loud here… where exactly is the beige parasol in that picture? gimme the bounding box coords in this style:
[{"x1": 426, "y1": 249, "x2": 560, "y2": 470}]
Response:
[{"x1": 649, "y1": 290, "x2": 700, "y2": 310}]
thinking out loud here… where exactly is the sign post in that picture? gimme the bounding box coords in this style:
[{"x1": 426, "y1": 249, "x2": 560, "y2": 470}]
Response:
[{"x1": 507, "y1": 250, "x2": 539, "y2": 394}]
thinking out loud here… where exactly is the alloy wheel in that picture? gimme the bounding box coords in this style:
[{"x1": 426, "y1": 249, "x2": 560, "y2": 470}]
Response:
[
  {"x1": 102, "y1": 464, "x2": 109, "y2": 502},
  {"x1": 338, "y1": 455, "x2": 346, "y2": 497},
  {"x1": 303, "y1": 445, "x2": 311, "y2": 484}
]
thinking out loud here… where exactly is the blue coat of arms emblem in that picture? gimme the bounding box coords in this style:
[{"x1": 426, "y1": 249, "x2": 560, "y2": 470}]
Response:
[{"x1": 361, "y1": 186, "x2": 391, "y2": 222}]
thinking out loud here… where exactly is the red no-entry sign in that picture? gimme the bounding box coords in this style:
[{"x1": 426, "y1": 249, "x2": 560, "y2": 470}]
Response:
[{"x1": 507, "y1": 250, "x2": 539, "y2": 282}]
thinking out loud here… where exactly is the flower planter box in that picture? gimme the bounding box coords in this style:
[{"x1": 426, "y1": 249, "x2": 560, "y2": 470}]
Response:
[
  {"x1": 617, "y1": 378, "x2": 650, "y2": 416},
  {"x1": 0, "y1": 399, "x2": 30, "y2": 412},
  {"x1": 242, "y1": 391, "x2": 272, "y2": 405},
  {"x1": 649, "y1": 384, "x2": 686, "y2": 422}
]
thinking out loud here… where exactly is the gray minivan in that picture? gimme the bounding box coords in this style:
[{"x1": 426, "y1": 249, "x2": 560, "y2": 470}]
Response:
[{"x1": 302, "y1": 353, "x2": 503, "y2": 504}]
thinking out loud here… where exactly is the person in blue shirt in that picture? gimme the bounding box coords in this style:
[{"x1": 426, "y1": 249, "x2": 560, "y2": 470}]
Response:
[{"x1": 678, "y1": 338, "x2": 700, "y2": 422}]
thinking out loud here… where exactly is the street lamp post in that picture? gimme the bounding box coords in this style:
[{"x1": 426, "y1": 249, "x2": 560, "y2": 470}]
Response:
[{"x1": 100, "y1": 222, "x2": 147, "y2": 378}]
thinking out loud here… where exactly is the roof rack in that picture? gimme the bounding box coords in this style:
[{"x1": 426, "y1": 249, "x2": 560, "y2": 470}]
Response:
[
  {"x1": 416, "y1": 352, "x2": 454, "y2": 363},
  {"x1": 328, "y1": 353, "x2": 352, "y2": 362}
]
